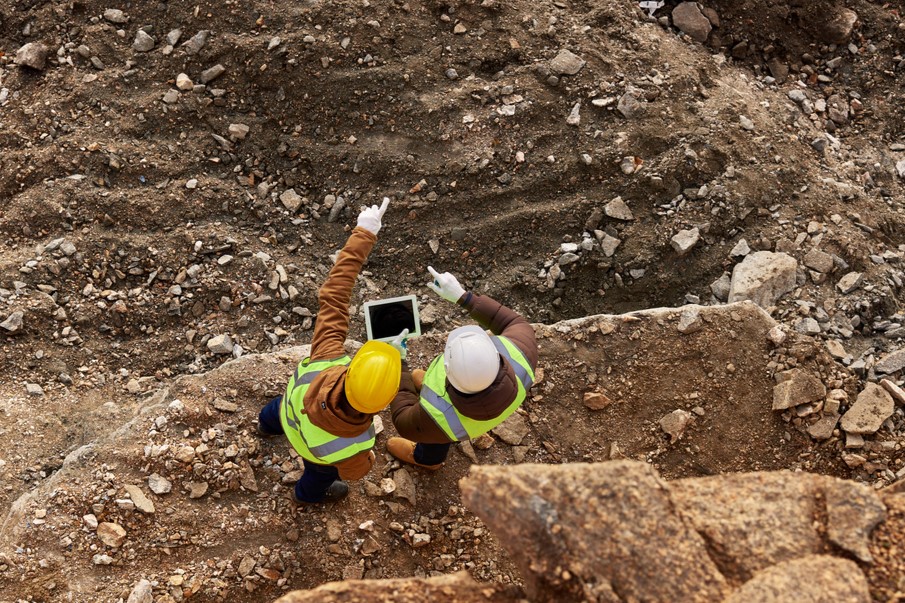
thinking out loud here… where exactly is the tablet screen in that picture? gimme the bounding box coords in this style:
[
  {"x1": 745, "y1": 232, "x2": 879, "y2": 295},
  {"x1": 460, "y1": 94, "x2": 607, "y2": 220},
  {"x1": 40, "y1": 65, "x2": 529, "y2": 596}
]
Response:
[{"x1": 364, "y1": 296, "x2": 420, "y2": 341}]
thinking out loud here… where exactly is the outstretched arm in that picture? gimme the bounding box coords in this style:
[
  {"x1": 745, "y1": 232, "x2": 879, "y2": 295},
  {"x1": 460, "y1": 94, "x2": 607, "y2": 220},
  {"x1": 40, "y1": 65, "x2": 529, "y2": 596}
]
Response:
[
  {"x1": 426, "y1": 266, "x2": 538, "y2": 370},
  {"x1": 311, "y1": 198, "x2": 390, "y2": 360}
]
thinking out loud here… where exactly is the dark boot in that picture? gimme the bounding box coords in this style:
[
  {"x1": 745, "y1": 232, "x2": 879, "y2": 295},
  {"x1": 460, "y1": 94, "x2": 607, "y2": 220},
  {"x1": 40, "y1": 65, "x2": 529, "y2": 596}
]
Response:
[{"x1": 292, "y1": 479, "x2": 349, "y2": 504}]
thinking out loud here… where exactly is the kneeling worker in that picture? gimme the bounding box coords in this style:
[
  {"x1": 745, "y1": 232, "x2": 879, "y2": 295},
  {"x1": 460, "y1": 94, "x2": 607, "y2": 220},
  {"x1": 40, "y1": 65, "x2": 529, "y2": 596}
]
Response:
[
  {"x1": 258, "y1": 198, "x2": 407, "y2": 503},
  {"x1": 387, "y1": 266, "x2": 539, "y2": 469}
]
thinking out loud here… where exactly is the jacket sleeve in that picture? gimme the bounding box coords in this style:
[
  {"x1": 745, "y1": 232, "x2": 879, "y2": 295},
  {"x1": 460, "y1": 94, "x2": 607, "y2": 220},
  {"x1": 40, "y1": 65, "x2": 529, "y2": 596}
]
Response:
[
  {"x1": 390, "y1": 364, "x2": 455, "y2": 444},
  {"x1": 461, "y1": 293, "x2": 539, "y2": 371},
  {"x1": 310, "y1": 227, "x2": 377, "y2": 361},
  {"x1": 335, "y1": 449, "x2": 374, "y2": 481}
]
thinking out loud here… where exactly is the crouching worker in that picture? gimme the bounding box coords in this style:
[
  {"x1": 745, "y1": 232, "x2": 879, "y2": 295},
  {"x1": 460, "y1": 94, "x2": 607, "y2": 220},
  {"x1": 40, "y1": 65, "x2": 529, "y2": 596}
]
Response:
[
  {"x1": 258, "y1": 198, "x2": 402, "y2": 504},
  {"x1": 387, "y1": 266, "x2": 539, "y2": 470}
]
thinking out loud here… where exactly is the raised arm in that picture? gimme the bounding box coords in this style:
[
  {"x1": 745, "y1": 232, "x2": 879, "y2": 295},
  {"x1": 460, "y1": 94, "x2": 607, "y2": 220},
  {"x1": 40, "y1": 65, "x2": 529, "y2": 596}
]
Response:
[
  {"x1": 310, "y1": 198, "x2": 390, "y2": 360},
  {"x1": 426, "y1": 265, "x2": 538, "y2": 370}
]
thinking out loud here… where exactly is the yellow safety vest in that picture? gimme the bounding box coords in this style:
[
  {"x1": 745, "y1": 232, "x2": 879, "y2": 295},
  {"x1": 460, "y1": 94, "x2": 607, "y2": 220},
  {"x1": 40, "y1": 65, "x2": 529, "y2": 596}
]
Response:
[
  {"x1": 280, "y1": 356, "x2": 376, "y2": 465},
  {"x1": 419, "y1": 336, "x2": 534, "y2": 442}
]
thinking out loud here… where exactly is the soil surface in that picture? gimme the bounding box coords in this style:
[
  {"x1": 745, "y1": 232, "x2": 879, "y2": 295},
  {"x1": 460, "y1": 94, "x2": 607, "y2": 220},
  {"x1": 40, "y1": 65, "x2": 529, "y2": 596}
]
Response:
[{"x1": 1, "y1": 0, "x2": 905, "y2": 600}]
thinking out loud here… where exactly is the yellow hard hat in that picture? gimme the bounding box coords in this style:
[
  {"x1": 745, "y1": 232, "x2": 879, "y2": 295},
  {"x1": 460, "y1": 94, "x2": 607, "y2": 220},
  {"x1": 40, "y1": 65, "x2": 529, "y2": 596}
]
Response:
[{"x1": 345, "y1": 340, "x2": 401, "y2": 414}]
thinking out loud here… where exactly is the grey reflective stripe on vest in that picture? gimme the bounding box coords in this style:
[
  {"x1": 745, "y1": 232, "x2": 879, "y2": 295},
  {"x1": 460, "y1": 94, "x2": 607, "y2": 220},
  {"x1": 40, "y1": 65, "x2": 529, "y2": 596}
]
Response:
[
  {"x1": 306, "y1": 424, "x2": 377, "y2": 457},
  {"x1": 420, "y1": 384, "x2": 470, "y2": 441},
  {"x1": 284, "y1": 368, "x2": 324, "y2": 430},
  {"x1": 297, "y1": 370, "x2": 321, "y2": 386},
  {"x1": 491, "y1": 337, "x2": 533, "y2": 389},
  {"x1": 284, "y1": 395, "x2": 303, "y2": 430}
]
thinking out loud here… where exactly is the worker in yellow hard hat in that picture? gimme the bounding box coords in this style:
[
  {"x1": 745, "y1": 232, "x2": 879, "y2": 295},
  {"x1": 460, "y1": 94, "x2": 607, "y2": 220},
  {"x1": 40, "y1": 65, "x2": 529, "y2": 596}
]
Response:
[{"x1": 257, "y1": 197, "x2": 409, "y2": 504}]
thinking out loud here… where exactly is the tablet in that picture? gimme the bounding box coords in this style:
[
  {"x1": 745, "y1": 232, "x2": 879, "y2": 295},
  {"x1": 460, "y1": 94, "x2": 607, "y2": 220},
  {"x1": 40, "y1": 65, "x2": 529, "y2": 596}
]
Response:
[{"x1": 364, "y1": 295, "x2": 421, "y2": 342}]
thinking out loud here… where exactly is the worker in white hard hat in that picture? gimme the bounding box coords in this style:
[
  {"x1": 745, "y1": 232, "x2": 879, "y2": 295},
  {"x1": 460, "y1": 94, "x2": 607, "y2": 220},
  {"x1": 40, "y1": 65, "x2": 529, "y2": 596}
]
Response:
[{"x1": 387, "y1": 266, "x2": 538, "y2": 470}]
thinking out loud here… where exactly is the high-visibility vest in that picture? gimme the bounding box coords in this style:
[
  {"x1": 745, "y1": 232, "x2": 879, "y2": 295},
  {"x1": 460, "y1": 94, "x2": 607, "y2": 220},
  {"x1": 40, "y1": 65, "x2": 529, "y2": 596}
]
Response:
[
  {"x1": 419, "y1": 336, "x2": 535, "y2": 442},
  {"x1": 280, "y1": 356, "x2": 376, "y2": 465}
]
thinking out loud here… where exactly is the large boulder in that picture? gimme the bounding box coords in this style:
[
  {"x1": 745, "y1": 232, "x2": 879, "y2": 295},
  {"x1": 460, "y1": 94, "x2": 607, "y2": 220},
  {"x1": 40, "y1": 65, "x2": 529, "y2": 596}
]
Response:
[
  {"x1": 461, "y1": 461, "x2": 886, "y2": 602},
  {"x1": 671, "y1": 471, "x2": 885, "y2": 579},
  {"x1": 728, "y1": 251, "x2": 798, "y2": 308},
  {"x1": 461, "y1": 461, "x2": 732, "y2": 602}
]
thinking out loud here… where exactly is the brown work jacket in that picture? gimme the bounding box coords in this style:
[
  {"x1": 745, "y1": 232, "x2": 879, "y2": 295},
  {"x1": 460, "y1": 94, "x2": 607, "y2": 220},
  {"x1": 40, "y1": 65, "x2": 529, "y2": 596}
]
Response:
[
  {"x1": 297, "y1": 226, "x2": 411, "y2": 480},
  {"x1": 390, "y1": 293, "x2": 539, "y2": 444}
]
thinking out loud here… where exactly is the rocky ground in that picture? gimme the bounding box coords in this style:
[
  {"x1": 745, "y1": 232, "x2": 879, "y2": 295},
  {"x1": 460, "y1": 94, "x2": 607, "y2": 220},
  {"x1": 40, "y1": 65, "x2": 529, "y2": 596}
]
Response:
[{"x1": 1, "y1": 0, "x2": 905, "y2": 601}]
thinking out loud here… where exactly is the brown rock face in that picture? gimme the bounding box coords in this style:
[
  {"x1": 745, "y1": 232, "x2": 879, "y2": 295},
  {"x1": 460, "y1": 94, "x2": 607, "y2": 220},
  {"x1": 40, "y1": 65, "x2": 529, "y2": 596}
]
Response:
[
  {"x1": 460, "y1": 461, "x2": 731, "y2": 602},
  {"x1": 461, "y1": 461, "x2": 886, "y2": 602},
  {"x1": 825, "y1": 480, "x2": 887, "y2": 563},
  {"x1": 274, "y1": 572, "x2": 522, "y2": 603},
  {"x1": 725, "y1": 555, "x2": 871, "y2": 603}
]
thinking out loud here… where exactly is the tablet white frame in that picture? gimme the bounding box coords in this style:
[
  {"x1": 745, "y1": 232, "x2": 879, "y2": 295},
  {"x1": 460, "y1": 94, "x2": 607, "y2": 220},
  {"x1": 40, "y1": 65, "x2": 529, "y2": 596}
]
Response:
[{"x1": 363, "y1": 294, "x2": 421, "y2": 342}]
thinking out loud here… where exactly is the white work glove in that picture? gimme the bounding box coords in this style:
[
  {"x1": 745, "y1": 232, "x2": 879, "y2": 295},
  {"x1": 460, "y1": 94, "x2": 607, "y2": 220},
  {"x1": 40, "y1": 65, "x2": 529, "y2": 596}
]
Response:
[
  {"x1": 356, "y1": 197, "x2": 390, "y2": 235},
  {"x1": 427, "y1": 266, "x2": 466, "y2": 304},
  {"x1": 389, "y1": 328, "x2": 409, "y2": 360}
]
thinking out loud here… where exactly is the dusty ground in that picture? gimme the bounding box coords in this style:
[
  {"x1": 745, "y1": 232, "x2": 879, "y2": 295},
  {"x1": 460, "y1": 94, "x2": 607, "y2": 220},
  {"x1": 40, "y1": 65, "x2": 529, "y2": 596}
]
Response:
[{"x1": 1, "y1": 0, "x2": 905, "y2": 600}]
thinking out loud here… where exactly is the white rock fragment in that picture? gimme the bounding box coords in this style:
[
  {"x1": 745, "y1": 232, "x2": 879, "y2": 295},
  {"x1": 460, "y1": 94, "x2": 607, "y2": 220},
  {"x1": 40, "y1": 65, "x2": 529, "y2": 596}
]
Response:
[
  {"x1": 133, "y1": 30, "x2": 155, "y2": 52},
  {"x1": 767, "y1": 325, "x2": 787, "y2": 346},
  {"x1": 671, "y1": 2, "x2": 712, "y2": 43},
  {"x1": 836, "y1": 272, "x2": 863, "y2": 294},
  {"x1": 176, "y1": 73, "x2": 194, "y2": 90},
  {"x1": 15, "y1": 43, "x2": 50, "y2": 70},
  {"x1": 548, "y1": 49, "x2": 586, "y2": 75},
  {"x1": 126, "y1": 579, "x2": 153, "y2": 603},
  {"x1": 123, "y1": 485, "x2": 156, "y2": 514},
  {"x1": 200, "y1": 64, "x2": 226, "y2": 84},
  {"x1": 1, "y1": 311, "x2": 24, "y2": 333},
  {"x1": 280, "y1": 189, "x2": 304, "y2": 212},
  {"x1": 566, "y1": 102, "x2": 581, "y2": 126},
  {"x1": 207, "y1": 334, "x2": 234, "y2": 354},
  {"x1": 840, "y1": 383, "x2": 894, "y2": 435},
  {"x1": 617, "y1": 93, "x2": 643, "y2": 119},
  {"x1": 599, "y1": 233, "x2": 621, "y2": 257},
  {"x1": 604, "y1": 197, "x2": 634, "y2": 221},
  {"x1": 728, "y1": 251, "x2": 797, "y2": 308},
  {"x1": 228, "y1": 123, "x2": 250, "y2": 140},
  {"x1": 729, "y1": 239, "x2": 750, "y2": 258},
  {"x1": 103, "y1": 9, "x2": 128, "y2": 24},
  {"x1": 659, "y1": 409, "x2": 692, "y2": 443},
  {"x1": 671, "y1": 228, "x2": 700, "y2": 256},
  {"x1": 677, "y1": 306, "x2": 703, "y2": 334},
  {"x1": 148, "y1": 473, "x2": 172, "y2": 495}
]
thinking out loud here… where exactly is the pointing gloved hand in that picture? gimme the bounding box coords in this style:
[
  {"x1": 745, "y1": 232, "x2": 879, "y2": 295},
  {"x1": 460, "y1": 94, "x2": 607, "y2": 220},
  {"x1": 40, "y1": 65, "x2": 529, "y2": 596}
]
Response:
[
  {"x1": 356, "y1": 197, "x2": 390, "y2": 235},
  {"x1": 389, "y1": 328, "x2": 409, "y2": 360},
  {"x1": 427, "y1": 266, "x2": 466, "y2": 304}
]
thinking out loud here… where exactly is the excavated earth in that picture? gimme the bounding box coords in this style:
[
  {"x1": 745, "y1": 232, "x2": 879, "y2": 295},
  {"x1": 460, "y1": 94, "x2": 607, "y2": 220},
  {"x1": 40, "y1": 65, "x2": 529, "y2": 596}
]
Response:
[{"x1": 1, "y1": 0, "x2": 905, "y2": 600}]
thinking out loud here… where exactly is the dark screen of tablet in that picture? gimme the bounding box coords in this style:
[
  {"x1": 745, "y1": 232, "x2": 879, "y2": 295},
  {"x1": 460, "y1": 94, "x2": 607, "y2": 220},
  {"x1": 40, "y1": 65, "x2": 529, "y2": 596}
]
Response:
[{"x1": 369, "y1": 301, "x2": 416, "y2": 339}]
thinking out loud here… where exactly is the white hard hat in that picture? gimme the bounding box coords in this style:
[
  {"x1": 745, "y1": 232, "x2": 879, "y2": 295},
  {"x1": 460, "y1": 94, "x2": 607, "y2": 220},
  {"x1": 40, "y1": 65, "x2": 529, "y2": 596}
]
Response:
[{"x1": 444, "y1": 325, "x2": 500, "y2": 394}]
